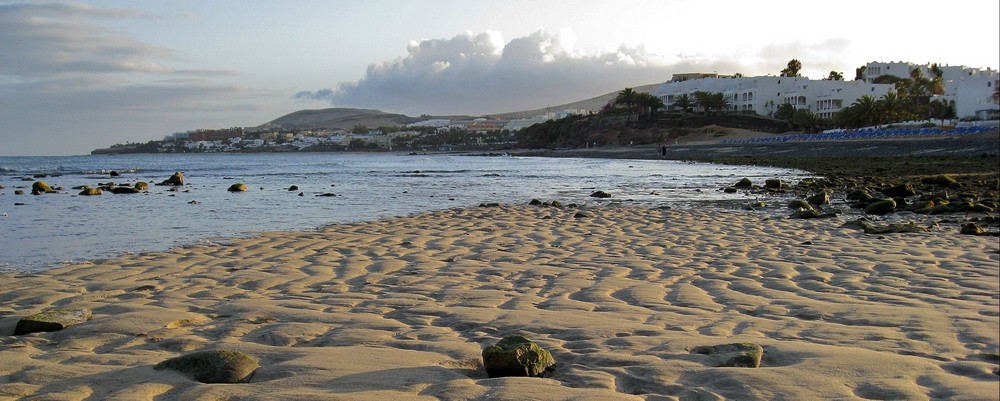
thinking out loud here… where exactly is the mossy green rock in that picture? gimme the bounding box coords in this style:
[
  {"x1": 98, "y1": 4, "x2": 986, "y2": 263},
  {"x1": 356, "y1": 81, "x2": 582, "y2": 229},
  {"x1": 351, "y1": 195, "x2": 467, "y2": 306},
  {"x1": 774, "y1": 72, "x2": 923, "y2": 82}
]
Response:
[
  {"x1": 227, "y1": 183, "x2": 249, "y2": 192},
  {"x1": 15, "y1": 308, "x2": 93, "y2": 335},
  {"x1": 31, "y1": 181, "x2": 53, "y2": 195},
  {"x1": 864, "y1": 199, "x2": 896, "y2": 215},
  {"x1": 691, "y1": 342, "x2": 763, "y2": 368},
  {"x1": 155, "y1": 349, "x2": 259, "y2": 383},
  {"x1": 734, "y1": 178, "x2": 753, "y2": 187},
  {"x1": 921, "y1": 174, "x2": 957, "y2": 187},
  {"x1": 134, "y1": 181, "x2": 149, "y2": 191},
  {"x1": 482, "y1": 336, "x2": 556, "y2": 378},
  {"x1": 78, "y1": 187, "x2": 103, "y2": 196}
]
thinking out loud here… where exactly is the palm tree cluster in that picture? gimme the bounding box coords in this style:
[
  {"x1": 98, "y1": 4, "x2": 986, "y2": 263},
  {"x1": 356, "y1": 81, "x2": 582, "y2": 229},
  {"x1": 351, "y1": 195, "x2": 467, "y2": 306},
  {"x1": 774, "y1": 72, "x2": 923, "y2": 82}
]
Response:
[
  {"x1": 611, "y1": 88, "x2": 665, "y2": 121},
  {"x1": 691, "y1": 91, "x2": 731, "y2": 115}
]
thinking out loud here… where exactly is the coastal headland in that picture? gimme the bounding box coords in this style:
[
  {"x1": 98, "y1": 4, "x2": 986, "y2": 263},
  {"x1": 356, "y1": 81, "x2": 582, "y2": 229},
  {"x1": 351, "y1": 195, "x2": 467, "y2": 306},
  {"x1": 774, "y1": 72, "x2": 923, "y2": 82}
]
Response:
[{"x1": 1, "y1": 133, "x2": 998, "y2": 400}]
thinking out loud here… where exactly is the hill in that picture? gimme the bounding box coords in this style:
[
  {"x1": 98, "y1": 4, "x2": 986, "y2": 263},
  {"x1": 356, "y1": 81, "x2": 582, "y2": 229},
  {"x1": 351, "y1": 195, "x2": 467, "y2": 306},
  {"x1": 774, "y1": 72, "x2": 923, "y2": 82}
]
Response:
[{"x1": 263, "y1": 83, "x2": 666, "y2": 130}]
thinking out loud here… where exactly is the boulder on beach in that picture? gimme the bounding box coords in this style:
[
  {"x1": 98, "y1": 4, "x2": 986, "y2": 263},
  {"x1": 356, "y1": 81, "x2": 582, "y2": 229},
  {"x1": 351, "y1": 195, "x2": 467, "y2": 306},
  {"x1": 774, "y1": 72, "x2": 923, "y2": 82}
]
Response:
[
  {"x1": 723, "y1": 187, "x2": 738, "y2": 193},
  {"x1": 15, "y1": 308, "x2": 93, "y2": 335},
  {"x1": 807, "y1": 191, "x2": 831, "y2": 206},
  {"x1": 134, "y1": 181, "x2": 149, "y2": 191},
  {"x1": 160, "y1": 172, "x2": 185, "y2": 186},
  {"x1": 228, "y1": 183, "x2": 249, "y2": 192},
  {"x1": 691, "y1": 343, "x2": 763, "y2": 368},
  {"x1": 482, "y1": 336, "x2": 556, "y2": 378},
  {"x1": 734, "y1": 178, "x2": 753, "y2": 187},
  {"x1": 590, "y1": 190, "x2": 612, "y2": 198},
  {"x1": 764, "y1": 179, "x2": 785, "y2": 190},
  {"x1": 787, "y1": 199, "x2": 812, "y2": 210},
  {"x1": 841, "y1": 219, "x2": 928, "y2": 234},
  {"x1": 154, "y1": 349, "x2": 259, "y2": 383},
  {"x1": 864, "y1": 199, "x2": 896, "y2": 215},
  {"x1": 31, "y1": 181, "x2": 53, "y2": 195}
]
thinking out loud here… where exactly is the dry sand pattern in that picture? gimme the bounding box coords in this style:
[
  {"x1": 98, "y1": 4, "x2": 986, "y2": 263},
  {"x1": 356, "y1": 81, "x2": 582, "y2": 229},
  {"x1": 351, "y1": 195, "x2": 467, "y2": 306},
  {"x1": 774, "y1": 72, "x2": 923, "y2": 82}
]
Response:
[{"x1": 1, "y1": 206, "x2": 997, "y2": 400}]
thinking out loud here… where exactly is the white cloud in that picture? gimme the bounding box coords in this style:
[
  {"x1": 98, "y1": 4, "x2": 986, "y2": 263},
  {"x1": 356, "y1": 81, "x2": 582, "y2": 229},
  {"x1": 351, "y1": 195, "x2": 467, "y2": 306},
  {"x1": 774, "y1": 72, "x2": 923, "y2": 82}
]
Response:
[{"x1": 297, "y1": 28, "x2": 839, "y2": 116}]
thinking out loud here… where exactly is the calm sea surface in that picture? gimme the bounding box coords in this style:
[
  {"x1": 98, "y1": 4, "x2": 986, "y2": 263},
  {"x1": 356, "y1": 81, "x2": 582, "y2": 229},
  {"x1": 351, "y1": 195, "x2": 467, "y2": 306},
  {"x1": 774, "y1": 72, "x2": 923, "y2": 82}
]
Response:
[{"x1": 0, "y1": 153, "x2": 806, "y2": 272}]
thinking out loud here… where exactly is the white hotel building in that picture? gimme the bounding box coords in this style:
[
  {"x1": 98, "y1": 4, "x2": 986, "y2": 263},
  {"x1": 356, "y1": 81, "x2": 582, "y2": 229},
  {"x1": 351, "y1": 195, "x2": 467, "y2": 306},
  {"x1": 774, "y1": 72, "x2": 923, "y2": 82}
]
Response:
[{"x1": 651, "y1": 62, "x2": 999, "y2": 120}]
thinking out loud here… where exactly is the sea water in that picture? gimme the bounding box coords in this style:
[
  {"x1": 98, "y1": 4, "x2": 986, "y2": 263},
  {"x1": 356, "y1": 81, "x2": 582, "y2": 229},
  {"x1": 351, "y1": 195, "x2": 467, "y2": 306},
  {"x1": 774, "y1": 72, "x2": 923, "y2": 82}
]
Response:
[{"x1": 0, "y1": 152, "x2": 806, "y2": 272}]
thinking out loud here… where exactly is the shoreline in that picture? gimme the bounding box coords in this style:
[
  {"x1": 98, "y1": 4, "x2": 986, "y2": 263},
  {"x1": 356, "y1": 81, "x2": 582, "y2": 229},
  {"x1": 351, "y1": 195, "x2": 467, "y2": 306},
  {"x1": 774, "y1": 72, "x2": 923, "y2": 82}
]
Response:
[{"x1": 1, "y1": 204, "x2": 997, "y2": 399}]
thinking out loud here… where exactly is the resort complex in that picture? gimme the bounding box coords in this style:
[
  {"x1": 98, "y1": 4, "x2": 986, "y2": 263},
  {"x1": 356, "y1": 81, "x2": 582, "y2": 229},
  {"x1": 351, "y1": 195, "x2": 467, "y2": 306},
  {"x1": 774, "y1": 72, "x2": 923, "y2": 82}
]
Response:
[{"x1": 652, "y1": 61, "x2": 999, "y2": 121}]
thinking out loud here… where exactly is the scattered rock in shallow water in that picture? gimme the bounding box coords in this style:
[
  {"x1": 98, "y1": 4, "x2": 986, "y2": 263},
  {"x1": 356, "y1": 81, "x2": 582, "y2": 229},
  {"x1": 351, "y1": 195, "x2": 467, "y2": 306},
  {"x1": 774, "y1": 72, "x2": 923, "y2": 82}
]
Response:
[
  {"x1": 14, "y1": 189, "x2": 24, "y2": 195},
  {"x1": 15, "y1": 308, "x2": 93, "y2": 335},
  {"x1": 110, "y1": 170, "x2": 120, "y2": 177},
  {"x1": 960, "y1": 223, "x2": 986, "y2": 235},
  {"x1": 479, "y1": 202, "x2": 500, "y2": 208},
  {"x1": 227, "y1": 183, "x2": 249, "y2": 192},
  {"x1": 160, "y1": 172, "x2": 184, "y2": 186},
  {"x1": 846, "y1": 189, "x2": 873, "y2": 202},
  {"x1": 691, "y1": 343, "x2": 763, "y2": 368},
  {"x1": 288, "y1": 185, "x2": 298, "y2": 191},
  {"x1": 807, "y1": 191, "x2": 830, "y2": 206},
  {"x1": 723, "y1": 187, "x2": 738, "y2": 193},
  {"x1": 154, "y1": 349, "x2": 259, "y2": 383},
  {"x1": 590, "y1": 191, "x2": 612, "y2": 198},
  {"x1": 529, "y1": 199, "x2": 542, "y2": 205},
  {"x1": 134, "y1": 181, "x2": 149, "y2": 191},
  {"x1": 78, "y1": 187, "x2": 103, "y2": 196},
  {"x1": 764, "y1": 179, "x2": 785, "y2": 190},
  {"x1": 787, "y1": 199, "x2": 812, "y2": 210},
  {"x1": 882, "y1": 183, "x2": 916, "y2": 198},
  {"x1": 482, "y1": 336, "x2": 556, "y2": 378},
  {"x1": 315, "y1": 193, "x2": 337, "y2": 197},
  {"x1": 864, "y1": 199, "x2": 896, "y2": 215},
  {"x1": 31, "y1": 181, "x2": 53, "y2": 195},
  {"x1": 110, "y1": 186, "x2": 140, "y2": 194},
  {"x1": 734, "y1": 178, "x2": 753, "y2": 187}
]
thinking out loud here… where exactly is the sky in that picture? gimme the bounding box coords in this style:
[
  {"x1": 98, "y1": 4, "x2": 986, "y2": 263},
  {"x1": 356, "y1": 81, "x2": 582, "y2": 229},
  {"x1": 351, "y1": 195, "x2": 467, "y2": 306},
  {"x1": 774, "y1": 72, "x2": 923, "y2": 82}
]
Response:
[{"x1": 1, "y1": 0, "x2": 998, "y2": 156}]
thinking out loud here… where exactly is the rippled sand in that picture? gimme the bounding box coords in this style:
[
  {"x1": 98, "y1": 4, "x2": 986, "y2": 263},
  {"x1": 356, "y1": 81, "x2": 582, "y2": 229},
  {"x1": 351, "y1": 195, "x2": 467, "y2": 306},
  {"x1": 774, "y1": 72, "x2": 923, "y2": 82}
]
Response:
[{"x1": 1, "y1": 206, "x2": 997, "y2": 400}]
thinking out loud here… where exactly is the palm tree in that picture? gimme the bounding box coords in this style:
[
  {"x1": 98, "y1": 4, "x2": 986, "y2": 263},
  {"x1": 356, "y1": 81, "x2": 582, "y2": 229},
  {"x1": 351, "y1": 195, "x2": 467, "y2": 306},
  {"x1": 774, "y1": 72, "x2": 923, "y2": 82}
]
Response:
[
  {"x1": 673, "y1": 94, "x2": 693, "y2": 115},
  {"x1": 827, "y1": 71, "x2": 844, "y2": 81},
  {"x1": 849, "y1": 95, "x2": 881, "y2": 127},
  {"x1": 635, "y1": 93, "x2": 665, "y2": 120},
  {"x1": 781, "y1": 59, "x2": 802, "y2": 77},
  {"x1": 692, "y1": 91, "x2": 713, "y2": 115},
  {"x1": 615, "y1": 87, "x2": 638, "y2": 121},
  {"x1": 876, "y1": 91, "x2": 907, "y2": 123},
  {"x1": 707, "y1": 92, "x2": 730, "y2": 115}
]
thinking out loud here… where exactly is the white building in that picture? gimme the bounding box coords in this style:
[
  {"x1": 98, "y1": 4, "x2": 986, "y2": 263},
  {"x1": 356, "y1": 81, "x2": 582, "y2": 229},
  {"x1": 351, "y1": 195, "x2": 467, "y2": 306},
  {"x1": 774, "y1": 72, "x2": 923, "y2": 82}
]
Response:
[
  {"x1": 862, "y1": 61, "x2": 998, "y2": 119},
  {"x1": 651, "y1": 75, "x2": 895, "y2": 119}
]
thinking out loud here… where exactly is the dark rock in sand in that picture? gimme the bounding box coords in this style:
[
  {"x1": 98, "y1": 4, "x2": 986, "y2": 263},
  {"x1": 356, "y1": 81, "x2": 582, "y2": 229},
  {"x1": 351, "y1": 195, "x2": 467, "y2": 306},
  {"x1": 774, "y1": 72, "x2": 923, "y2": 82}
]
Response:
[
  {"x1": 691, "y1": 343, "x2": 763, "y2": 368},
  {"x1": 590, "y1": 191, "x2": 612, "y2": 198},
  {"x1": 31, "y1": 181, "x2": 53, "y2": 195},
  {"x1": 573, "y1": 211, "x2": 589, "y2": 218},
  {"x1": 160, "y1": 172, "x2": 185, "y2": 186},
  {"x1": 864, "y1": 199, "x2": 896, "y2": 215},
  {"x1": 529, "y1": 199, "x2": 543, "y2": 205},
  {"x1": 482, "y1": 336, "x2": 556, "y2": 378},
  {"x1": 841, "y1": 219, "x2": 928, "y2": 234},
  {"x1": 479, "y1": 202, "x2": 500, "y2": 208},
  {"x1": 154, "y1": 349, "x2": 259, "y2": 383},
  {"x1": 227, "y1": 183, "x2": 249, "y2": 192},
  {"x1": 789, "y1": 209, "x2": 837, "y2": 219},
  {"x1": 15, "y1": 308, "x2": 93, "y2": 335},
  {"x1": 734, "y1": 178, "x2": 753, "y2": 187},
  {"x1": 960, "y1": 223, "x2": 986, "y2": 235}
]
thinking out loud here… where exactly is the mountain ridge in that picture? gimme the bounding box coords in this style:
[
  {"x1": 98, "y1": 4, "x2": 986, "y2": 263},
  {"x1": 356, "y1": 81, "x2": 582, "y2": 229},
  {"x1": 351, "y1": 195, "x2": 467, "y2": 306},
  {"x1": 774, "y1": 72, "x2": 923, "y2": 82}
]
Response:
[{"x1": 263, "y1": 83, "x2": 664, "y2": 130}]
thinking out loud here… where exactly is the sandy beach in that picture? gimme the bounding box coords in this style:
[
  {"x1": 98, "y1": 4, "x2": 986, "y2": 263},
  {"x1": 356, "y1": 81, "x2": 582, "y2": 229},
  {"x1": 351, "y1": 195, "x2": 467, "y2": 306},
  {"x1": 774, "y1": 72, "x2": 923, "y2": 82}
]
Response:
[{"x1": 1, "y1": 204, "x2": 997, "y2": 400}]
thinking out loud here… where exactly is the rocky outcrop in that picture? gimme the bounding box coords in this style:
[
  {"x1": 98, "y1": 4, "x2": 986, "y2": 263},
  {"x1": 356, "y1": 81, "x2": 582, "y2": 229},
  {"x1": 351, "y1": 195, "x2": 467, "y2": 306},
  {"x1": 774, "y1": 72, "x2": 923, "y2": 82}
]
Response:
[
  {"x1": 482, "y1": 336, "x2": 556, "y2": 378},
  {"x1": 160, "y1": 172, "x2": 185, "y2": 186}
]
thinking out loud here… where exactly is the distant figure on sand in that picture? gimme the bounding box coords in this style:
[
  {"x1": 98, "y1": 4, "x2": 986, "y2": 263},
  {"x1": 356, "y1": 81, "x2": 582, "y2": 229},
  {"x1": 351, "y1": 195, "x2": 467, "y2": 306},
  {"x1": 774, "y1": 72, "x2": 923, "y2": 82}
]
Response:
[{"x1": 660, "y1": 145, "x2": 667, "y2": 158}]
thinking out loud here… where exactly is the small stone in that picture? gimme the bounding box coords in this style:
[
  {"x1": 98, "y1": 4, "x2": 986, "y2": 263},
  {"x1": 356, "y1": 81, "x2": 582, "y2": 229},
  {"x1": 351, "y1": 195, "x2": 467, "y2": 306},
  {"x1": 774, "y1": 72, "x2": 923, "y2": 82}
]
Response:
[
  {"x1": 764, "y1": 179, "x2": 784, "y2": 189},
  {"x1": 734, "y1": 178, "x2": 753, "y2": 187},
  {"x1": 590, "y1": 191, "x2": 612, "y2": 198},
  {"x1": 482, "y1": 336, "x2": 556, "y2": 378},
  {"x1": 154, "y1": 349, "x2": 259, "y2": 383},
  {"x1": 227, "y1": 183, "x2": 249, "y2": 192},
  {"x1": 31, "y1": 181, "x2": 53, "y2": 195},
  {"x1": 864, "y1": 199, "x2": 896, "y2": 215},
  {"x1": 723, "y1": 187, "x2": 738, "y2": 193},
  {"x1": 134, "y1": 182, "x2": 149, "y2": 191},
  {"x1": 806, "y1": 191, "x2": 830, "y2": 206},
  {"x1": 110, "y1": 186, "x2": 140, "y2": 194},
  {"x1": 15, "y1": 308, "x2": 93, "y2": 335},
  {"x1": 78, "y1": 187, "x2": 103, "y2": 196},
  {"x1": 960, "y1": 223, "x2": 986, "y2": 236},
  {"x1": 288, "y1": 185, "x2": 299, "y2": 191},
  {"x1": 529, "y1": 199, "x2": 542, "y2": 205}
]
